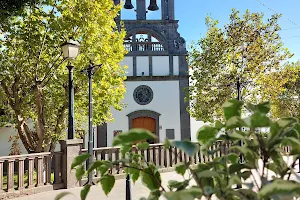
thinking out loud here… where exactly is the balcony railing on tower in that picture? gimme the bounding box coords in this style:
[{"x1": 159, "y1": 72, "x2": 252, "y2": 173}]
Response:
[{"x1": 124, "y1": 41, "x2": 165, "y2": 52}]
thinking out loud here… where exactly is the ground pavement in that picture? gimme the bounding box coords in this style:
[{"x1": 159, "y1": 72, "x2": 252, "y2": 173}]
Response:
[
  {"x1": 14, "y1": 157, "x2": 300, "y2": 200},
  {"x1": 14, "y1": 171, "x2": 185, "y2": 200}
]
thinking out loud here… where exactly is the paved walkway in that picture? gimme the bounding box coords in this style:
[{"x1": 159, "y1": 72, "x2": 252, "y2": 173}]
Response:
[
  {"x1": 14, "y1": 157, "x2": 300, "y2": 200},
  {"x1": 14, "y1": 172, "x2": 185, "y2": 200}
]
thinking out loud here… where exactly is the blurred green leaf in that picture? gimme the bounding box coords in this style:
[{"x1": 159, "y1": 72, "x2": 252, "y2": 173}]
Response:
[
  {"x1": 141, "y1": 167, "x2": 161, "y2": 190},
  {"x1": 164, "y1": 187, "x2": 202, "y2": 200},
  {"x1": 259, "y1": 180, "x2": 300, "y2": 198},
  {"x1": 113, "y1": 129, "x2": 156, "y2": 146},
  {"x1": 246, "y1": 102, "x2": 270, "y2": 114},
  {"x1": 171, "y1": 141, "x2": 199, "y2": 157},
  {"x1": 136, "y1": 142, "x2": 149, "y2": 150},
  {"x1": 197, "y1": 126, "x2": 218, "y2": 144},
  {"x1": 81, "y1": 184, "x2": 91, "y2": 200},
  {"x1": 76, "y1": 165, "x2": 85, "y2": 181},
  {"x1": 175, "y1": 163, "x2": 188, "y2": 176},
  {"x1": 55, "y1": 192, "x2": 73, "y2": 200},
  {"x1": 100, "y1": 175, "x2": 115, "y2": 196},
  {"x1": 164, "y1": 138, "x2": 171, "y2": 149},
  {"x1": 243, "y1": 112, "x2": 270, "y2": 128},
  {"x1": 222, "y1": 99, "x2": 243, "y2": 120},
  {"x1": 71, "y1": 153, "x2": 91, "y2": 169}
]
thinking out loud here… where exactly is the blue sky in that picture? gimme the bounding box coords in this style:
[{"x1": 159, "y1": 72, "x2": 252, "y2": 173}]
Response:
[{"x1": 121, "y1": 0, "x2": 300, "y2": 62}]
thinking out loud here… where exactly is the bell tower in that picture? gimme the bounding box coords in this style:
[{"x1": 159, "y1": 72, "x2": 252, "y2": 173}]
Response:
[{"x1": 98, "y1": 0, "x2": 191, "y2": 147}]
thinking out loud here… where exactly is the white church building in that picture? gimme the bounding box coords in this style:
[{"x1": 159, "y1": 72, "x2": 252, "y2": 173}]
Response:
[
  {"x1": 96, "y1": 0, "x2": 192, "y2": 147},
  {"x1": 0, "y1": 0, "x2": 205, "y2": 155}
]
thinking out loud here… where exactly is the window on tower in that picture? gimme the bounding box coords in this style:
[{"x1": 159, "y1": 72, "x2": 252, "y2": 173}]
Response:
[{"x1": 124, "y1": 32, "x2": 165, "y2": 52}]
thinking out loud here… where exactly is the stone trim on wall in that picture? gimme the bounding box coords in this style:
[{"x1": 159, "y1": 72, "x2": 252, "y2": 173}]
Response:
[
  {"x1": 125, "y1": 75, "x2": 189, "y2": 81},
  {"x1": 127, "y1": 110, "x2": 161, "y2": 142}
]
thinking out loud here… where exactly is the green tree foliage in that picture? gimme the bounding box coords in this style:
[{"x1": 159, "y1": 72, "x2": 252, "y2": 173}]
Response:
[
  {"x1": 271, "y1": 61, "x2": 300, "y2": 119},
  {"x1": 189, "y1": 9, "x2": 297, "y2": 122},
  {"x1": 0, "y1": 0, "x2": 127, "y2": 153},
  {"x1": 0, "y1": 0, "x2": 36, "y2": 21},
  {"x1": 69, "y1": 100, "x2": 300, "y2": 200}
]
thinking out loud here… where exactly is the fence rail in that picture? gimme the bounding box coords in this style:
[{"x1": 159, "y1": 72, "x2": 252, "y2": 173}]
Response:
[
  {"x1": 0, "y1": 151, "x2": 63, "y2": 199},
  {"x1": 0, "y1": 140, "x2": 292, "y2": 198}
]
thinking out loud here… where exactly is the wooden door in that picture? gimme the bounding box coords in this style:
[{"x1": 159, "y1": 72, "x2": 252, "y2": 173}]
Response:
[{"x1": 132, "y1": 117, "x2": 156, "y2": 143}]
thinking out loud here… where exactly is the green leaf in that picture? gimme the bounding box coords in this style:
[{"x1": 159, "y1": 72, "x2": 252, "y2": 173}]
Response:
[
  {"x1": 76, "y1": 165, "x2": 85, "y2": 181},
  {"x1": 227, "y1": 153, "x2": 239, "y2": 163},
  {"x1": 168, "y1": 180, "x2": 189, "y2": 190},
  {"x1": 113, "y1": 129, "x2": 156, "y2": 146},
  {"x1": 175, "y1": 163, "x2": 188, "y2": 176},
  {"x1": 215, "y1": 120, "x2": 224, "y2": 130},
  {"x1": 197, "y1": 125, "x2": 218, "y2": 144},
  {"x1": 227, "y1": 175, "x2": 242, "y2": 188},
  {"x1": 259, "y1": 179, "x2": 300, "y2": 198},
  {"x1": 129, "y1": 163, "x2": 140, "y2": 183},
  {"x1": 164, "y1": 138, "x2": 171, "y2": 149},
  {"x1": 136, "y1": 142, "x2": 149, "y2": 150},
  {"x1": 141, "y1": 167, "x2": 161, "y2": 190},
  {"x1": 120, "y1": 144, "x2": 132, "y2": 156},
  {"x1": 277, "y1": 117, "x2": 298, "y2": 128},
  {"x1": 80, "y1": 184, "x2": 91, "y2": 200},
  {"x1": 99, "y1": 175, "x2": 115, "y2": 196},
  {"x1": 196, "y1": 170, "x2": 220, "y2": 178},
  {"x1": 55, "y1": 192, "x2": 73, "y2": 200},
  {"x1": 87, "y1": 160, "x2": 111, "y2": 176},
  {"x1": 71, "y1": 153, "x2": 91, "y2": 169},
  {"x1": 171, "y1": 141, "x2": 199, "y2": 157},
  {"x1": 164, "y1": 187, "x2": 202, "y2": 200},
  {"x1": 230, "y1": 146, "x2": 258, "y2": 163},
  {"x1": 147, "y1": 189, "x2": 161, "y2": 200},
  {"x1": 243, "y1": 112, "x2": 270, "y2": 128},
  {"x1": 225, "y1": 116, "x2": 245, "y2": 129},
  {"x1": 246, "y1": 102, "x2": 270, "y2": 114},
  {"x1": 222, "y1": 99, "x2": 243, "y2": 120}
]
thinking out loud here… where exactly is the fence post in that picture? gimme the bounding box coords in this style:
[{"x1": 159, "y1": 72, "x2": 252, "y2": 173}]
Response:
[{"x1": 60, "y1": 139, "x2": 83, "y2": 189}]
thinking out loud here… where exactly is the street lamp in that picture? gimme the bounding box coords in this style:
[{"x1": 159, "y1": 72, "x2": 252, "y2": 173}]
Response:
[
  {"x1": 61, "y1": 39, "x2": 80, "y2": 139},
  {"x1": 81, "y1": 62, "x2": 101, "y2": 185}
]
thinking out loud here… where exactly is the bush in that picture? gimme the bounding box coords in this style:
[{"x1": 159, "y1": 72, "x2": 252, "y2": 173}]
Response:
[{"x1": 69, "y1": 99, "x2": 300, "y2": 200}]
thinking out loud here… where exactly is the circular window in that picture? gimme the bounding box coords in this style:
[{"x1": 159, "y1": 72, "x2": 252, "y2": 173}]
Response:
[{"x1": 133, "y1": 85, "x2": 153, "y2": 105}]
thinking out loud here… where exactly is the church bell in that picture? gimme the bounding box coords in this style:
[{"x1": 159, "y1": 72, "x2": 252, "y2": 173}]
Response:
[
  {"x1": 148, "y1": 0, "x2": 159, "y2": 11},
  {"x1": 124, "y1": 0, "x2": 134, "y2": 9}
]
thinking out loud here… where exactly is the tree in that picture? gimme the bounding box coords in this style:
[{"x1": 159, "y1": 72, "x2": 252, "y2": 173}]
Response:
[
  {"x1": 189, "y1": 9, "x2": 296, "y2": 122},
  {"x1": 271, "y1": 61, "x2": 300, "y2": 119},
  {"x1": 0, "y1": 0, "x2": 127, "y2": 153},
  {"x1": 70, "y1": 100, "x2": 300, "y2": 200},
  {"x1": 0, "y1": 0, "x2": 35, "y2": 21}
]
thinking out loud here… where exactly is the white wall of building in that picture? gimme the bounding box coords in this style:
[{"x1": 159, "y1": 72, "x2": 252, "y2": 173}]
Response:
[
  {"x1": 120, "y1": 57, "x2": 133, "y2": 76},
  {"x1": 137, "y1": 56, "x2": 149, "y2": 76},
  {"x1": 153, "y1": 56, "x2": 169, "y2": 76},
  {"x1": 107, "y1": 81, "x2": 181, "y2": 146},
  {"x1": 0, "y1": 125, "x2": 27, "y2": 156},
  {"x1": 173, "y1": 56, "x2": 179, "y2": 75}
]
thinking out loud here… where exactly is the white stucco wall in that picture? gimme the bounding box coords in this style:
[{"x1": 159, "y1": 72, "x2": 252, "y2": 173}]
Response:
[
  {"x1": 107, "y1": 81, "x2": 181, "y2": 146},
  {"x1": 120, "y1": 56, "x2": 133, "y2": 76},
  {"x1": 0, "y1": 125, "x2": 27, "y2": 156},
  {"x1": 153, "y1": 56, "x2": 169, "y2": 76},
  {"x1": 137, "y1": 56, "x2": 149, "y2": 76},
  {"x1": 173, "y1": 56, "x2": 179, "y2": 75}
]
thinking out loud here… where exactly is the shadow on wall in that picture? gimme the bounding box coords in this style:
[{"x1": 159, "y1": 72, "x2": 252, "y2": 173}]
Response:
[{"x1": 0, "y1": 125, "x2": 27, "y2": 156}]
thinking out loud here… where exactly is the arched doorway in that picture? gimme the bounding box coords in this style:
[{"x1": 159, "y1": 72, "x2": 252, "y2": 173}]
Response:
[
  {"x1": 127, "y1": 110, "x2": 161, "y2": 143},
  {"x1": 132, "y1": 117, "x2": 156, "y2": 143}
]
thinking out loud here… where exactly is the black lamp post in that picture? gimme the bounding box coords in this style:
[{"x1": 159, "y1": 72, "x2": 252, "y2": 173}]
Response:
[
  {"x1": 81, "y1": 62, "x2": 101, "y2": 185},
  {"x1": 61, "y1": 40, "x2": 80, "y2": 139}
]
